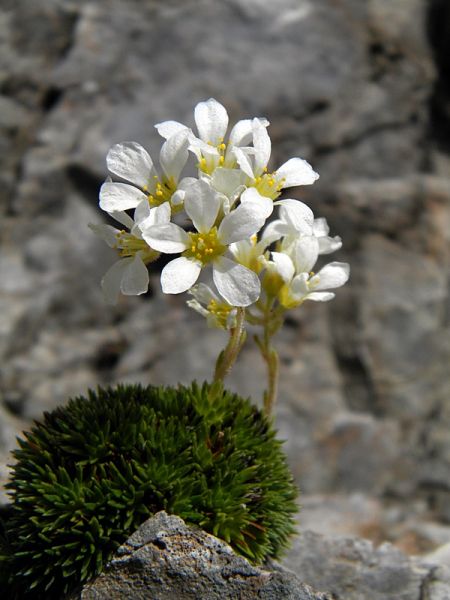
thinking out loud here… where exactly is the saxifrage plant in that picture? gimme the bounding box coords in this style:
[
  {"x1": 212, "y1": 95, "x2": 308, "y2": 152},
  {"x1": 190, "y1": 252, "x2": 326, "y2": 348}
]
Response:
[{"x1": 0, "y1": 382, "x2": 297, "y2": 599}]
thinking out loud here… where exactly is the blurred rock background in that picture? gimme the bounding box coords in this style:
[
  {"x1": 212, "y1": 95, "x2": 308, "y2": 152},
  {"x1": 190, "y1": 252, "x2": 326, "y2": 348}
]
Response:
[{"x1": 1, "y1": 0, "x2": 450, "y2": 578}]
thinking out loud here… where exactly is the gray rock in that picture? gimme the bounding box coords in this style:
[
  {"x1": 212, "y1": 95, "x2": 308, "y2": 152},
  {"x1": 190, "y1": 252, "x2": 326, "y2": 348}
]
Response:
[
  {"x1": 421, "y1": 565, "x2": 450, "y2": 600},
  {"x1": 0, "y1": 403, "x2": 26, "y2": 505},
  {"x1": 283, "y1": 530, "x2": 450, "y2": 600},
  {"x1": 0, "y1": 0, "x2": 449, "y2": 562},
  {"x1": 70, "y1": 512, "x2": 450, "y2": 600},
  {"x1": 72, "y1": 512, "x2": 332, "y2": 600}
]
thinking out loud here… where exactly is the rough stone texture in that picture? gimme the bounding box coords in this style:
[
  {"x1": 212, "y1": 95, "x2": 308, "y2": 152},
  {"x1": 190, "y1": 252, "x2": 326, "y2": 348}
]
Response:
[
  {"x1": 283, "y1": 530, "x2": 450, "y2": 600},
  {"x1": 0, "y1": 404, "x2": 26, "y2": 504},
  {"x1": 71, "y1": 512, "x2": 332, "y2": 600},
  {"x1": 70, "y1": 513, "x2": 450, "y2": 600},
  {"x1": 1, "y1": 0, "x2": 450, "y2": 580}
]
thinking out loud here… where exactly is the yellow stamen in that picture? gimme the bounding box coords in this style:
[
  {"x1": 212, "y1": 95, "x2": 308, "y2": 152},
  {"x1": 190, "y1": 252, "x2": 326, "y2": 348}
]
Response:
[
  {"x1": 207, "y1": 298, "x2": 234, "y2": 329},
  {"x1": 147, "y1": 176, "x2": 177, "y2": 207},
  {"x1": 115, "y1": 232, "x2": 159, "y2": 264},
  {"x1": 253, "y1": 172, "x2": 285, "y2": 200},
  {"x1": 184, "y1": 228, "x2": 226, "y2": 265}
]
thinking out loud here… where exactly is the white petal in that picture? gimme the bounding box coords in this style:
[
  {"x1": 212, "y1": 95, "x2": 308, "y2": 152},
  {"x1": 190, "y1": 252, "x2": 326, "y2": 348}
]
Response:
[
  {"x1": 171, "y1": 189, "x2": 185, "y2": 207},
  {"x1": 187, "y1": 299, "x2": 209, "y2": 319},
  {"x1": 233, "y1": 147, "x2": 255, "y2": 179},
  {"x1": 189, "y1": 135, "x2": 219, "y2": 157},
  {"x1": 133, "y1": 198, "x2": 152, "y2": 228},
  {"x1": 210, "y1": 168, "x2": 246, "y2": 198},
  {"x1": 218, "y1": 203, "x2": 266, "y2": 245},
  {"x1": 240, "y1": 188, "x2": 274, "y2": 218},
  {"x1": 228, "y1": 240, "x2": 251, "y2": 263},
  {"x1": 194, "y1": 98, "x2": 229, "y2": 145},
  {"x1": 276, "y1": 157, "x2": 319, "y2": 187},
  {"x1": 312, "y1": 262, "x2": 350, "y2": 290},
  {"x1": 271, "y1": 252, "x2": 295, "y2": 283},
  {"x1": 276, "y1": 199, "x2": 314, "y2": 234},
  {"x1": 313, "y1": 217, "x2": 330, "y2": 237},
  {"x1": 228, "y1": 117, "x2": 269, "y2": 147},
  {"x1": 184, "y1": 179, "x2": 220, "y2": 232},
  {"x1": 155, "y1": 120, "x2": 189, "y2": 139},
  {"x1": 213, "y1": 256, "x2": 260, "y2": 306},
  {"x1": 290, "y1": 272, "x2": 309, "y2": 297},
  {"x1": 252, "y1": 118, "x2": 271, "y2": 175},
  {"x1": 89, "y1": 223, "x2": 119, "y2": 248},
  {"x1": 106, "y1": 142, "x2": 156, "y2": 188},
  {"x1": 318, "y1": 235, "x2": 342, "y2": 254},
  {"x1": 121, "y1": 253, "x2": 149, "y2": 296},
  {"x1": 101, "y1": 259, "x2": 130, "y2": 304},
  {"x1": 170, "y1": 177, "x2": 197, "y2": 206},
  {"x1": 262, "y1": 219, "x2": 288, "y2": 240},
  {"x1": 188, "y1": 282, "x2": 219, "y2": 305},
  {"x1": 228, "y1": 186, "x2": 247, "y2": 209},
  {"x1": 306, "y1": 292, "x2": 335, "y2": 302},
  {"x1": 159, "y1": 129, "x2": 189, "y2": 182},
  {"x1": 139, "y1": 202, "x2": 171, "y2": 231},
  {"x1": 259, "y1": 228, "x2": 281, "y2": 248},
  {"x1": 152, "y1": 202, "x2": 172, "y2": 225},
  {"x1": 109, "y1": 210, "x2": 135, "y2": 229},
  {"x1": 99, "y1": 182, "x2": 148, "y2": 212},
  {"x1": 178, "y1": 176, "x2": 198, "y2": 190},
  {"x1": 161, "y1": 257, "x2": 202, "y2": 294},
  {"x1": 293, "y1": 236, "x2": 319, "y2": 273},
  {"x1": 142, "y1": 223, "x2": 189, "y2": 253}
]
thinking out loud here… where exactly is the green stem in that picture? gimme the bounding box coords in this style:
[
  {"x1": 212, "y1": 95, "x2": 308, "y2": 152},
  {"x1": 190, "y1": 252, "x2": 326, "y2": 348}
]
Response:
[
  {"x1": 255, "y1": 304, "x2": 282, "y2": 416},
  {"x1": 264, "y1": 345, "x2": 279, "y2": 416},
  {"x1": 213, "y1": 307, "x2": 246, "y2": 383}
]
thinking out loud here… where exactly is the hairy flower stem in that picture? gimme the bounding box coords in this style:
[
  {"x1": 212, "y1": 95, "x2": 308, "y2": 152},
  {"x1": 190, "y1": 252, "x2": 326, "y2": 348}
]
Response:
[
  {"x1": 256, "y1": 331, "x2": 279, "y2": 416},
  {"x1": 213, "y1": 307, "x2": 246, "y2": 383}
]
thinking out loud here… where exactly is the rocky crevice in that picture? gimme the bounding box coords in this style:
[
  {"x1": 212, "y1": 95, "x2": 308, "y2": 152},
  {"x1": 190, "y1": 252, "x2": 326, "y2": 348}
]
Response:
[{"x1": 427, "y1": 0, "x2": 450, "y2": 153}]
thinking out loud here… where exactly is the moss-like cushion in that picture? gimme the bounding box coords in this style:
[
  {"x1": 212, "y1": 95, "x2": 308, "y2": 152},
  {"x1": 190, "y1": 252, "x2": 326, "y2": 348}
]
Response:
[{"x1": 0, "y1": 382, "x2": 297, "y2": 599}]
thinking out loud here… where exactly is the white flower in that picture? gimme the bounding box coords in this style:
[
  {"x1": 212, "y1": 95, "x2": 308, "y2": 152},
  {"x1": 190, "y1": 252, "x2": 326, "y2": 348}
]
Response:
[
  {"x1": 156, "y1": 98, "x2": 269, "y2": 176},
  {"x1": 90, "y1": 201, "x2": 170, "y2": 304},
  {"x1": 265, "y1": 204, "x2": 341, "y2": 255},
  {"x1": 263, "y1": 198, "x2": 315, "y2": 237},
  {"x1": 99, "y1": 129, "x2": 190, "y2": 213},
  {"x1": 233, "y1": 118, "x2": 319, "y2": 200},
  {"x1": 142, "y1": 179, "x2": 267, "y2": 306},
  {"x1": 238, "y1": 187, "x2": 274, "y2": 219},
  {"x1": 312, "y1": 218, "x2": 343, "y2": 254},
  {"x1": 228, "y1": 229, "x2": 279, "y2": 275},
  {"x1": 281, "y1": 261, "x2": 350, "y2": 307},
  {"x1": 187, "y1": 283, "x2": 237, "y2": 330},
  {"x1": 265, "y1": 235, "x2": 349, "y2": 308},
  {"x1": 208, "y1": 167, "x2": 248, "y2": 213}
]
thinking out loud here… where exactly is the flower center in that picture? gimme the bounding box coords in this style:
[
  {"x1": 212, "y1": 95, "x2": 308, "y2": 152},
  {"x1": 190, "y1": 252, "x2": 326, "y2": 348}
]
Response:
[
  {"x1": 144, "y1": 176, "x2": 177, "y2": 208},
  {"x1": 184, "y1": 227, "x2": 226, "y2": 264},
  {"x1": 207, "y1": 298, "x2": 236, "y2": 329},
  {"x1": 198, "y1": 140, "x2": 228, "y2": 175},
  {"x1": 233, "y1": 236, "x2": 267, "y2": 274},
  {"x1": 115, "y1": 232, "x2": 159, "y2": 264},
  {"x1": 252, "y1": 172, "x2": 285, "y2": 200}
]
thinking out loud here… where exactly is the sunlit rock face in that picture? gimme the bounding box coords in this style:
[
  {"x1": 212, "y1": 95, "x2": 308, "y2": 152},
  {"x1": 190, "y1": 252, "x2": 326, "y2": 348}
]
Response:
[
  {"x1": 1, "y1": 0, "x2": 450, "y2": 559},
  {"x1": 70, "y1": 512, "x2": 333, "y2": 600}
]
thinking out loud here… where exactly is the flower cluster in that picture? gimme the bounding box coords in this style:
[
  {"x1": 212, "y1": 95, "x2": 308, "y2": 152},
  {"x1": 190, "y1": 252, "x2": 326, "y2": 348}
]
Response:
[
  {"x1": 93, "y1": 98, "x2": 348, "y2": 313},
  {"x1": 92, "y1": 99, "x2": 349, "y2": 413}
]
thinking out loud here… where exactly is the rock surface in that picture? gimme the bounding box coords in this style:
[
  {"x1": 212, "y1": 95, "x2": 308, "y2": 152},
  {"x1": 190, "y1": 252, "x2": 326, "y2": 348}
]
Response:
[
  {"x1": 1, "y1": 0, "x2": 450, "y2": 571},
  {"x1": 70, "y1": 512, "x2": 450, "y2": 600},
  {"x1": 283, "y1": 530, "x2": 450, "y2": 600},
  {"x1": 71, "y1": 512, "x2": 332, "y2": 600}
]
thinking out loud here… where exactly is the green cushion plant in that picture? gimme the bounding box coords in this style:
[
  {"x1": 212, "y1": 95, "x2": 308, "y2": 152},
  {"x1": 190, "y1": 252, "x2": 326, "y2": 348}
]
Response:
[{"x1": 0, "y1": 382, "x2": 297, "y2": 599}]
